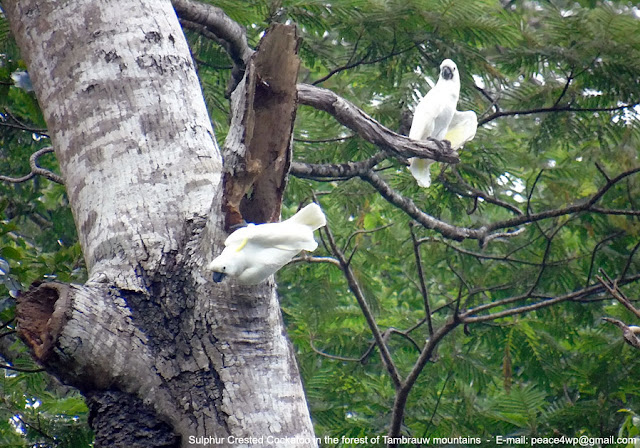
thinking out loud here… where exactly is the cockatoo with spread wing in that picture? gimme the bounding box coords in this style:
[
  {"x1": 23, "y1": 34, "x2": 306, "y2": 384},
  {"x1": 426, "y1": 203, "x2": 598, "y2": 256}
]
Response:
[
  {"x1": 409, "y1": 59, "x2": 478, "y2": 187},
  {"x1": 208, "y1": 203, "x2": 327, "y2": 285}
]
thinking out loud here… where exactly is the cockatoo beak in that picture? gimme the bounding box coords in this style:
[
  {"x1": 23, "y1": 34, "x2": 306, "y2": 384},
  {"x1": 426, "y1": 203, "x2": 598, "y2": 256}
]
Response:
[
  {"x1": 212, "y1": 271, "x2": 226, "y2": 283},
  {"x1": 442, "y1": 66, "x2": 453, "y2": 80}
]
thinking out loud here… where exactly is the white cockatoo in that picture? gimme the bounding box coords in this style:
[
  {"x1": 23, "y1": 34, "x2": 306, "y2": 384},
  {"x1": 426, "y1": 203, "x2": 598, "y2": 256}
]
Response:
[
  {"x1": 409, "y1": 59, "x2": 478, "y2": 187},
  {"x1": 208, "y1": 202, "x2": 327, "y2": 285}
]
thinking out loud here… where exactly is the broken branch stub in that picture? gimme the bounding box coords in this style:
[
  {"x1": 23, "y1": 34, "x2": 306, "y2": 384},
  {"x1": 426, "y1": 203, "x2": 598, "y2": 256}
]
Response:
[{"x1": 222, "y1": 23, "x2": 301, "y2": 230}]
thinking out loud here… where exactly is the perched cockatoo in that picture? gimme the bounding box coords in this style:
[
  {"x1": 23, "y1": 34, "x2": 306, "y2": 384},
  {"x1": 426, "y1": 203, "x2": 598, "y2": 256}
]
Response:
[
  {"x1": 408, "y1": 59, "x2": 478, "y2": 187},
  {"x1": 208, "y1": 203, "x2": 327, "y2": 285}
]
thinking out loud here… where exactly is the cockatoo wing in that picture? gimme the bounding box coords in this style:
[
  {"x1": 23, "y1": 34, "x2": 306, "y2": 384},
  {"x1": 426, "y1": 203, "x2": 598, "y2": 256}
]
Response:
[
  {"x1": 408, "y1": 89, "x2": 447, "y2": 189},
  {"x1": 225, "y1": 222, "x2": 317, "y2": 252},
  {"x1": 408, "y1": 91, "x2": 438, "y2": 141},
  {"x1": 216, "y1": 229, "x2": 315, "y2": 285},
  {"x1": 444, "y1": 110, "x2": 477, "y2": 150}
]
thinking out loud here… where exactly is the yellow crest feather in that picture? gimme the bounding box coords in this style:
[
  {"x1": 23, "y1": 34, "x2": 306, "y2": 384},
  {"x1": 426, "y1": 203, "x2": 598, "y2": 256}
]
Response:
[{"x1": 235, "y1": 238, "x2": 249, "y2": 252}]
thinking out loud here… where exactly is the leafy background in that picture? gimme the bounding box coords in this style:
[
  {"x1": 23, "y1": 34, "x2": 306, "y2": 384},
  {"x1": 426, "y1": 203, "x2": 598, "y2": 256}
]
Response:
[{"x1": 1, "y1": 0, "x2": 640, "y2": 446}]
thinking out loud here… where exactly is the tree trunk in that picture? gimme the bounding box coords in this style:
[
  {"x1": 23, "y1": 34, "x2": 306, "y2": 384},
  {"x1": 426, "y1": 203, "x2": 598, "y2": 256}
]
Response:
[{"x1": 3, "y1": 0, "x2": 316, "y2": 446}]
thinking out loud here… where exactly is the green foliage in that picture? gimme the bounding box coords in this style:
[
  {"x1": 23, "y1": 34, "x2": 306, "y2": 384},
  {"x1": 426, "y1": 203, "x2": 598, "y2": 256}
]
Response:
[
  {"x1": 267, "y1": 0, "x2": 640, "y2": 444},
  {"x1": 3, "y1": 0, "x2": 640, "y2": 445}
]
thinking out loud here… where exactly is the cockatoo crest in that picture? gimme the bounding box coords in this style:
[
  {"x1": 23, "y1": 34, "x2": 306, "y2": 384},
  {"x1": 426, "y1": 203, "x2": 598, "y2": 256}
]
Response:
[
  {"x1": 408, "y1": 59, "x2": 477, "y2": 187},
  {"x1": 208, "y1": 203, "x2": 327, "y2": 285}
]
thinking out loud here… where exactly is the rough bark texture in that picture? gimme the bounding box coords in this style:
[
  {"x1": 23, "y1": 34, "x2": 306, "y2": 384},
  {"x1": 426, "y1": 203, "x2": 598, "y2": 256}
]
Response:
[
  {"x1": 5, "y1": 1, "x2": 316, "y2": 446},
  {"x1": 222, "y1": 24, "x2": 301, "y2": 229}
]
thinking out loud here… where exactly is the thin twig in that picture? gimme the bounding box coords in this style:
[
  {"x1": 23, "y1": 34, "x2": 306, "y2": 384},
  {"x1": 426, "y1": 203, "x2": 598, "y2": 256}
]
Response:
[
  {"x1": 461, "y1": 273, "x2": 640, "y2": 323},
  {"x1": 0, "y1": 363, "x2": 44, "y2": 373},
  {"x1": 0, "y1": 147, "x2": 63, "y2": 184},
  {"x1": 597, "y1": 270, "x2": 640, "y2": 320},
  {"x1": 410, "y1": 223, "x2": 433, "y2": 336},
  {"x1": 479, "y1": 102, "x2": 639, "y2": 126},
  {"x1": 321, "y1": 215, "x2": 403, "y2": 389},
  {"x1": 309, "y1": 336, "x2": 376, "y2": 363}
]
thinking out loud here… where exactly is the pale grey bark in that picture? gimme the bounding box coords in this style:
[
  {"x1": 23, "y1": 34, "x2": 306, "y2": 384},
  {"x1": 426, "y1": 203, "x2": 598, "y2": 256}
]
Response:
[{"x1": 5, "y1": 0, "x2": 316, "y2": 446}]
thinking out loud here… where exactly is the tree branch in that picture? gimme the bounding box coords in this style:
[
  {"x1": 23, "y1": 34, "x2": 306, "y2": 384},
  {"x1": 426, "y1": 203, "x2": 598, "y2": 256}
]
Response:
[
  {"x1": 597, "y1": 269, "x2": 640, "y2": 320},
  {"x1": 602, "y1": 317, "x2": 640, "y2": 350},
  {"x1": 0, "y1": 147, "x2": 63, "y2": 184},
  {"x1": 1, "y1": 108, "x2": 49, "y2": 136},
  {"x1": 485, "y1": 167, "x2": 640, "y2": 233},
  {"x1": 410, "y1": 223, "x2": 433, "y2": 336},
  {"x1": 172, "y1": 0, "x2": 254, "y2": 95},
  {"x1": 479, "y1": 102, "x2": 639, "y2": 126},
  {"x1": 311, "y1": 41, "x2": 414, "y2": 86},
  {"x1": 297, "y1": 83, "x2": 460, "y2": 164},
  {"x1": 460, "y1": 273, "x2": 640, "y2": 324},
  {"x1": 321, "y1": 218, "x2": 402, "y2": 389},
  {"x1": 361, "y1": 170, "x2": 485, "y2": 242},
  {"x1": 0, "y1": 363, "x2": 44, "y2": 373},
  {"x1": 290, "y1": 152, "x2": 388, "y2": 180},
  {"x1": 309, "y1": 336, "x2": 376, "y2": 363},
  {"x1": 388, "y1": 318, "x2": 460, "y2": 441},
  {"x1": 442, "y1": 168, "x2": 524, "y2": 216}
]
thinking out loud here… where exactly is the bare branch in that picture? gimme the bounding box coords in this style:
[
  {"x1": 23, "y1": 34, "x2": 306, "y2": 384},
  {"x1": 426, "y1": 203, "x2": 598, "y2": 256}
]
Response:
[
  {"x1": 551, "y1": 70, "x2": 573, "y2": 109},
  {"x1": 361, "y1": 170, "x2": 485, "y2": 242},
  {"x1": 590, "y1": 206, "x2": 640, "y2": 216},
  {"x1": 0, "y1": 147, "x2": 63, "y2": 185},
  {"x1": 1, "y1": 109, "x2": 49, "y2": 136},
  {"x1": 595, "y1": 162, "x2": 611, "y2": 182},
  {"x1": 485, "y1": 167, "x2": 640, "y2": 233},
  {"x1": 388, "y1": 318, "x2": 460, "y2": 439},
  {"x1": 309, "y1": 336, "x2": 376, "y2": 363},
  {"x1": 342, "y1": 222, "x2": 394, "y2": 254},
  {"x1": 0, "y1": 363, "x2": 44, "y2": 373},
  {"x1": 321, "y1": 216, "x2": 403, "y2": 389},
  {"x1": 460, "y1": 273, "x2": 640, "y2": 324},
  {"x1": 290, "y1": 152, "x2": 388, "y2": 180},
  {"x1": 312, "y1": 41, "x2": 414, "y2": 86},
  {"x1": 442, "y1": 169, "x2": 524, "y2": 216},
  {"x1": 384, "y1": 328, "x2": 422, "y2": 353},
  {"x1": 479, "y1": 102, "x2": 640, "y2": 126},
  {"x1": 410, "y1": 223, "x2": 433, "y2": 336},
  {"x1": 294, "y1": 134, "x2": 355, "y2": 144},
  {"x1": 289, "y1": 254, "x2": 341, "y2": 268},
  {"x1": 597, "y1": 270, "x2": 640, "y2": 320},
  {"x1": 621, "y1": 240, "x2": 640, "y2": 280},
  {"x1": 585, "y1": 232, "x2": 625, "y2": 286},
  {"x1": 418, "y1": 235, "x2": 575, "y2": 267},
  {"x1": 172, "y1": 0, "x2": 254, "y2": 95},
  {"x1": 297, "y1": 83, "x2": 460, "y2": 164},
  {"x1": 602, "y1": 317, "x2": 640, "y2": 350},
  {"x1": 481, "y1": 227, "x2": 526, "y2": 246}
]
